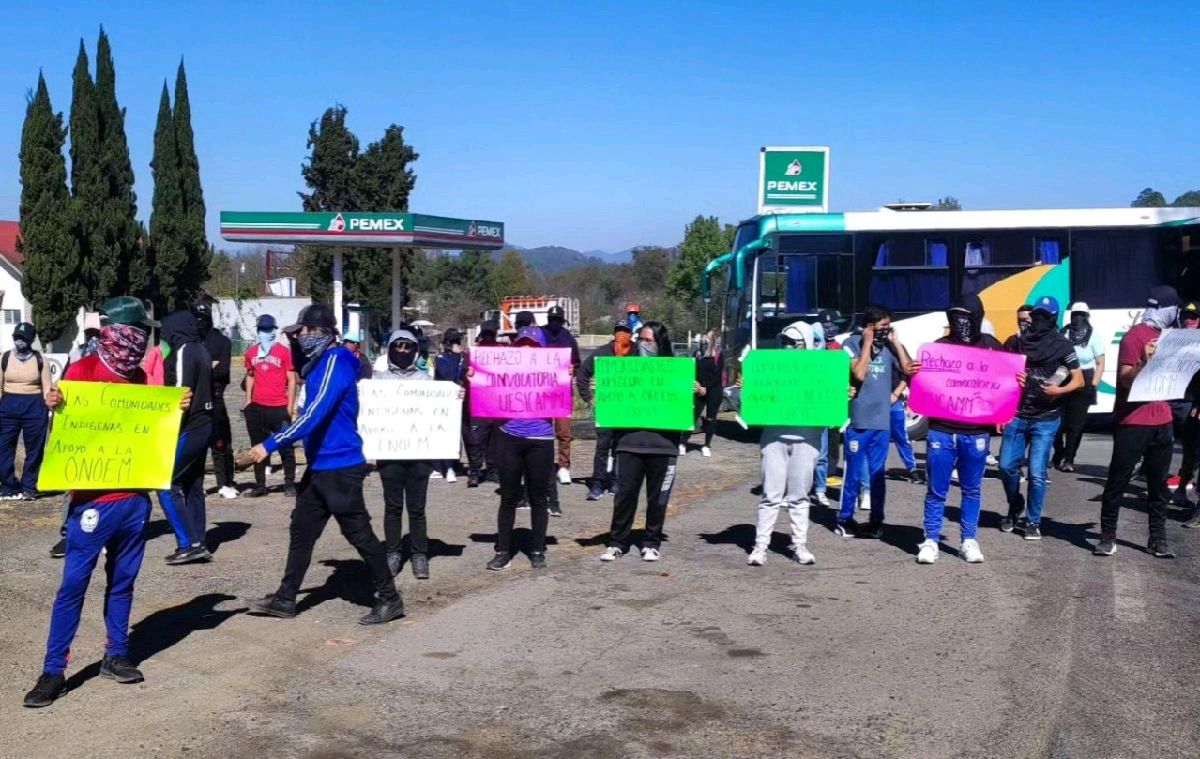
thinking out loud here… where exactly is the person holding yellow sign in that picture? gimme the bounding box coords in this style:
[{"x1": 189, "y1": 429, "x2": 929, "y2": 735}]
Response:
[{"x1": 24, "y1": 297, "x2": 192, "y2": 709}]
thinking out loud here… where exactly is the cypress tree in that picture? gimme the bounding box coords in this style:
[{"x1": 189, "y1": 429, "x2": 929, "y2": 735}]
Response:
[
  {"x1": 94, "y1": 26, "x2": 141, "y2": 299},
  {"x1": 68, "y1": 39, "x2": 105, "y2": 305},
  {"x1": 174, "y1": 59, "x2": 210, "y2": 294},
  {"x1": 19, "y1": 74, "x2": 82, "y2": 345},
  {"x1": 149, "y1": 82, "x2": 187, "y2": 310},
  {"x1": 298, "y1": 106, "x2": 359, "y2": 305}
]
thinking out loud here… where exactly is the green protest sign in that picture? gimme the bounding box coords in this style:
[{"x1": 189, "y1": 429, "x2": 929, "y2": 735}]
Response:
[
  {"x1": 594, "y1": 357, "x2": 695, "y2": 431},
  {"x1": 741, "y1": 349, "x2": 849, "y2": 427}
]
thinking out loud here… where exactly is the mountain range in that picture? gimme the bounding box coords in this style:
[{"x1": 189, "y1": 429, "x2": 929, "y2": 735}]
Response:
[{"x1": 495, "y1": 245, "x2": 637, "y2": 275}]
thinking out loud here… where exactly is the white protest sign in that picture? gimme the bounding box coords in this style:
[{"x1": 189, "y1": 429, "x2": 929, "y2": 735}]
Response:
[
  {"x1": 1129, "y1": 328, "x2": 1200, "y2": 402},
  {"x1": 358, "y1": 380, "x2": 462, "y2": 460}
]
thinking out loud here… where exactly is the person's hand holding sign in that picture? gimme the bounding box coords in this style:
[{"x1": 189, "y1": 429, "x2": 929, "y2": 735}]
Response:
[
  {"x1": 1144, "y1": 339, "x2": 1158, "y2": 363},
  {"x1": 179, "y1": 388, "x2": 193, "y2": 411},
  {"x1": 45, "y1": 386, "x2": 63, "y2": 410}
]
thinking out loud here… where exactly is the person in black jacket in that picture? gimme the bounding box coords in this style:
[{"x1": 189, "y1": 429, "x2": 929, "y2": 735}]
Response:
[
  {"x1": 580, "y1": 320, "x2": 634, "y2": 500},
  {"x1": 466, "y1": 320, "x2": 501, "y2": 487},
  {"x1": 192, "y1": 301, "x2": 238, "y2": 499},
  {"x1": 434, "y1": 328, "x2": 468, "y2": 482},
  {"x1": 159, "y1": 311, "x2": 216, "y2": 565},
  {"x1": 684, "y1": 329, "x2": 722, "y2": 457}
]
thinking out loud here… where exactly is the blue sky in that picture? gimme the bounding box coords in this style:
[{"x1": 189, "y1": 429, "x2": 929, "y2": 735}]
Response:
[{"x1": 0, "y1": 1, "x2": 1196, "y2": 253}]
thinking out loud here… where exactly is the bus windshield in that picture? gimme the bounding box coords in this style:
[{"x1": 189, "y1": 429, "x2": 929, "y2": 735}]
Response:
[{"x1": 755, "y1": 236, "x2": 854, "y2": 343}]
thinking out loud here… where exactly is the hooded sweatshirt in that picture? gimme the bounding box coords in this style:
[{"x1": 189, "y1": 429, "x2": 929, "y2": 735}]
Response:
[
  {"x1": 161, "y1": 311, "x2": 215, "y2": 432},
  {"x1": 929, "y1": 293, "x2": 1003, "y2": 436},
  {"x1": 264, "y1": 342, "x2": 365, "y2": 471},
  {"x1": 377, "y1": 329, "x2": 431, "y2": 382}
]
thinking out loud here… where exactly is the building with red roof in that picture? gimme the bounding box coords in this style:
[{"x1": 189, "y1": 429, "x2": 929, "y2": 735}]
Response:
[{"x1": 0, "y1": 220, "x2": 33, "y2": 350}]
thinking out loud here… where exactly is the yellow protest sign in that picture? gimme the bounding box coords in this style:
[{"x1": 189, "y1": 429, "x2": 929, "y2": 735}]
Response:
[{"x1": 38, "y1": 381, "x2": 186, "y2": 491}]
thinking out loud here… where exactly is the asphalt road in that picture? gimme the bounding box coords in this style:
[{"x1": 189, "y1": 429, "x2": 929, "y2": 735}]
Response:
[{"x1": 1, "y1": 429, "x2": 1198, "y2": 759}]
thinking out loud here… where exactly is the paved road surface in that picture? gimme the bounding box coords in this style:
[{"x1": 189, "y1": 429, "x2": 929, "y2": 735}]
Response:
[{"x1": 1, "y1": 431, "x2": 1198, "y2": 758}]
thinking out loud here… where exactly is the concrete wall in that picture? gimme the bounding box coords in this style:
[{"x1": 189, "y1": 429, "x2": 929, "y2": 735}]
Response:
[{"x1": 214, "y1": 297, "x2": 312, "y2": 342}]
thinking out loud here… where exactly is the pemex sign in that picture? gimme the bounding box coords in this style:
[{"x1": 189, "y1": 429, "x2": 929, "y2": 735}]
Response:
[
  {"x1": 220, "y1": 211, "x2": 505, "y2": 250},
  {"x1": 758, "y1": 146, "x2": 830, "y2": 214}
]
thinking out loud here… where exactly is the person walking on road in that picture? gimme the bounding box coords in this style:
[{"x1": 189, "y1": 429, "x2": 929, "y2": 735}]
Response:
[
  {"x1": 193, "y1": 301, "x2": 238, "y2": 500},
  {"x1": 242, "y1": 314, "x2": 298, "y2": 498},
  {"x1": 542, "y1": 305, "x2": 581, "y2": 485},
  {"x1": 244, "y1": 304, "x2": 406, "y2": 625},
  {"x1": 1096, "y1": 286, "x2": 1179, "y2": 558},
  {"x1": 685, "y1": 330, "x2": 723, "y2": 458},
  {"x1": 580, "y1": 321, "x2": 634, "y2": 500},
  {"x1": 0, "y1": 321, "x2": 53, "y2": 500},
  {"x1": 466, "y1": 320, "x2": 501, "y2": 487},
  {"x1": 1052, "y1": 302, "x2": 1107, "y2": 473}
]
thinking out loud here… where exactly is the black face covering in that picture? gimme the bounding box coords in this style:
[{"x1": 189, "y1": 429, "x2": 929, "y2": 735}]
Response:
[
  {"x1": 1018, "y1": 319, "x2": 1031, "y2": 335},
  {"x1": 1020, "y1": 310, "x2": 1061, "y2": 364},
  {"x1": 545, "y1": 320, "x2": 564, "y2": 336},
  {"x1": 948, "y1": 312, "x2": 980, "y2": 344},
  {"x1": 869, "y1": 325, "x2": 891, "y2": 357},
  {"x1": 1066, "y1": 312, "x2": 1092, "y2": 346},
  {"x1": 389, "y1": 345, "x2": 417, "y2": 370}
]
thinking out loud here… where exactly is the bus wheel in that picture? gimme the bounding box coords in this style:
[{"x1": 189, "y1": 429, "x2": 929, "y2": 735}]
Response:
[{"x1": 905, "y1": 411, "x2": 928, "y2": 441}]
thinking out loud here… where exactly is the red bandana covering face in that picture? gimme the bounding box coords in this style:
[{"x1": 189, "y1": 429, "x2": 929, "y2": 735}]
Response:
[{"x1": 97, "y1": 324, "x2": 149, "y2": 378}]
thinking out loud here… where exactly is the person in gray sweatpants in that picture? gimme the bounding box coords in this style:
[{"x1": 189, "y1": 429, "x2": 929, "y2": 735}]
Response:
[{"x1": 732, "y1": 320, "x2": 825, "y2": 567}]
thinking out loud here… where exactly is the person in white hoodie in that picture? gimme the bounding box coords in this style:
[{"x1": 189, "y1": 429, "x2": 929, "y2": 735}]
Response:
[{"x1": 733, "y1": 320, "x2": 824, "y2": 566}]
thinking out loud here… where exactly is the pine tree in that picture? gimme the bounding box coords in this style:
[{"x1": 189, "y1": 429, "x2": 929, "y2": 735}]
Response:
[
  {"x1": 94, "y1": 27, "x2": 140, "y2": 300},
  {"x1": 174, "y1": 59, "x2": 209, "y2": 293},
  {"x1": 68, "y1": 39, "x2": 105, "y2": 305},
  {"x1": 19, "y1": 74, "x2": 82, "y2": 345},
  {"x1": 298, "y1": 106, "x2": 360, "y2": 305},
  {"x1": 149, "y1": 82, "x2": 187, "y2": 310}
]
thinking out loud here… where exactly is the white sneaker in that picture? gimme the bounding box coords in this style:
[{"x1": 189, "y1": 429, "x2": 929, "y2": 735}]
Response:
[
  {"x1": 678, "y1": 444, "x2": 687, "y2": 456},
  {"x1": 814, "y1": 493, "x2": 831, "y2": 507},
  {"x1": 430, "y1": 470, "x2": 443, "y2": 480},
  {"x1": 265, "y1": 465, "x2": 275, "y2": 476},
  {"x1": 951, "y1": 469, "x2": 960, "y2": 484},
  {"x1": 557, "y1": 467, "x2": 571, "y2": 485},
  {"x1": 641, "y1": 547, "x2": 661, "y2": 562},
  {"x1": 747, "y1": 548, "x2": 768, "y2": 566},
  {"x1": 986, "y1": 454, "x2": 998, "y2": 467},
  {"x1": 445, "y1": 470, "x2": 458, "y2": 483},
  {"x1": 791, "y1": 546, "x2": 816, "y2": 565},
  {"x1": 857, "y1": 491, "x2": 870, "y2": 511},
  {"x1": 961, "y1": 539, "x2": 985, "y2": 563},
  {"x1": 917, "y1": 539, "x2": 939, "y2": 564},
  {"x1": 218, "y1": 486, "x2": 239, "y2": 500},
  {"x1": 701, "y1": 446, "x2": 712, "y2": 458},
  {"x1": 599, "y1": 546, "x2": 623, "y2": 562}
]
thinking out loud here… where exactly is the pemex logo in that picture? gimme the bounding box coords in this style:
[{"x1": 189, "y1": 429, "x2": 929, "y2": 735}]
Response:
[
  {"x1": 329, "y1": 213, "x2": 346, "y2": 232},
  {"x1": 785, "y1": 159, "x2": 802, "y2": 176},
  {"x1": 467, "y1": 222, "x2": 478, "y2": 237}
]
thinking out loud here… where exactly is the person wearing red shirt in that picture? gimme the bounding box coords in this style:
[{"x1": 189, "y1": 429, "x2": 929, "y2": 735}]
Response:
[
  {"x1": 1097, "y1": 286, "x2": 1179, "y2": 558},
  {"x1": 24, "y1": 296, "x2": 192, "y2": 708},
  {"x1": 242, "y1": 314, "x2": 298, "y2": 497}
]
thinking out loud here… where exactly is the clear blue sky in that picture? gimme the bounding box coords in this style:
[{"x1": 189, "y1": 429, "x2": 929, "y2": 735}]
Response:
[{"x1": 0, "y1": 0, "x2": 1196, "y2": 253}]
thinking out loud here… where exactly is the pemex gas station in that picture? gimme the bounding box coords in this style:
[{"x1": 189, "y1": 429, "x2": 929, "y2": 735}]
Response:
[{"x1": 219, "y1": 210, "x2": 505, "y2": 341}]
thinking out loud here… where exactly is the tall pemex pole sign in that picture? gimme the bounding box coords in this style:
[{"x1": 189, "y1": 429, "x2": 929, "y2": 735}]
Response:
[{"x1": 757, "y1": 146, "x2": 830, "y2": 215}]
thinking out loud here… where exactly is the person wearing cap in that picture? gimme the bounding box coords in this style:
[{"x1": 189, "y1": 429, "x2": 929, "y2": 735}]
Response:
[
  {"x1": 1097, "y1": 286, "x2": 1180, "y2": 558},
  {"x1": 906, "y1": 295, "x2": 1009, "y2": 564},
  {"x1": 433, "y1": 327, "x2": 469, "y2": 483},
  {"x1": 24, "y1": 296, "x2": 192, "y2": 708},
  {"x1": 997, "y1": 296, "x2": 1082, "y2": 542},
  {"x1": 465, "y1": 320, "x2": 502, "y2": 487},
  {"x1": 513, "y1": 310, "x2": 536, "y2": 333},
  {"x1": 341, "y1": 332, "x2": 373, "y2": 381},
  {"x1": 191, "y1": 300, "x2": 238, "y2": 499},
  {"x1": 579, "y1": 319, "x2": 635, "y2": 500},
  {"x1": 625, "y1": 304, "x2": 643, "y2": 335},
  {"x1": 542, "y1": 305, "x2": 581, "y2": 488},
  {"x1": 0, "y1": 321, "x2": 54, "y2": 500},
  {"x1": 242, "y1": 314, "x2": 298, "y2": 497},
  {"x1": 243, "y1": 304, "x2": 406, "y2": 625},
  {"x1": 1052, "y1": 302, "x2": 1107, "y2": 473},
  {"x1": 475, "y1": 325, "x2": 554, "y2": 571}
]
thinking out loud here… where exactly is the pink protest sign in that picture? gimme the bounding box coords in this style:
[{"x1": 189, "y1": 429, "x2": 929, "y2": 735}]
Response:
[
  {"x1": 469, "y1": 346, "x2": 573, "y2": 419},
  {"x1": 908, "y1": 342, "x2": 1026, "y2": 425}
]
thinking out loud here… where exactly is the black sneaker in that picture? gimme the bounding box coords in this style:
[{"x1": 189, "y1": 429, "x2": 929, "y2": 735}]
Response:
[
  {"x1": 548, "y1": 501, "x2": 563, "y2": 518},
  {"x1": 100, "y1": 655, "x2": 144, "y2": 683},
  {"x1": 1060, "y1": 462, "x2": 1075, "y2": 473},
  {"x1": 467, "y1": 473, "x2": 481, "y2": 489},
  {"x1": 165, "y1": 546, "x2": 212, "y2": 566},
  {"x1": 750, "y1": 484, "x2": 764, "y2": 496},
  {"x1": 49, "y1": 538, "x2": 67, "y2": 559},
  {"x1": 246, "y1": 486, "x2": 270, "y2": 498},
  {"x1": 411, "y1": 554, "x2": 430, "y2": 580},
  {"x1": 282, "y1": 482, "x2": 297, "y2": 497},
  {"x1": 386, "y1": 551, "x2": 403, "y2": 578},
  {"x1": 908, "y1": 468, "x2": 927, "y2": 485},
  {"x1": 247, "y1": 594, "x2": 297, "y2": 618},
  {"x1": 530, "y1": 551, "x2": 547, "y2": 569},
  {"x1": 1000, "y1": 515, "x2": 1017, "y2": 533},
  {"x1": 1184, "y1": 511, "x2": 1200, "y2": 529},
  {"x1": 486, "y1": 552, "x2": 512, "y2": 571},
  {"x1": 834, "y1": 519, "x2": 857, "y2": 539},
  {"x1": 1093, "y1": 539, "x2": 1117, "y2": 556},
  {"x1": 586, "y1": 483, "x2": 604, "y2": 501},
  {"x1": 1149, "y1": 540, "x2": 1176, "y2": 559},
  {"x1": 359, "y1": 596, "x2": 406, "y2": 625},
  {"x1": 862, "y1": 520, "x2": 885, "y2": 540},
  {"x1": 1024, "y1": 524, "x2": 1042, "y2": 541},
  {"x1": 23, "y1": 673, "x2": 66, "y2": 708}
]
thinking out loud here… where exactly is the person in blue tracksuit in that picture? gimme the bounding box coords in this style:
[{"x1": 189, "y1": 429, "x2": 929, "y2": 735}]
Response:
[
  {"x1": 244, "y1": 304, "x2": 405, "y2": 626},
  {"x1": 157, "y1": 311, "x2": 216, "y2": 566},
  {"x1": 888, "y1": 367, "x2": 923, "y2": 483}
]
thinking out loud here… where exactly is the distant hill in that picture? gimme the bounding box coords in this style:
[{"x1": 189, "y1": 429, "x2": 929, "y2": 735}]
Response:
[{"x1": 494, "y1": 245, "x2": 636, "y2": 275}]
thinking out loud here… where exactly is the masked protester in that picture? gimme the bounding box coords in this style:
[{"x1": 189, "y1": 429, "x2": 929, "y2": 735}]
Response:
[
  {"x1": 0, "y1": 322, "x2": 53, "y2": 500},
  {"x1": 541, "y1": 306, "x2": 581, "y2": 489},
  {"x1": 684, "y1": 330, "x2": 723, "y2": 458},
  {"x1": 1097, "y1": 286, "x2": 1179, "y2": 558},
  {"x1": 242, "y1": 314, "x2": 298, "y2": 498},
  {"x1": 433, "y1": 328, "x2": 469, "y2": 483},
  {"x1": 580, "y1": 320, "x2": 634, "y2": 500},
  {"x1": 24, "y1": 297, "x2": 191, "y2": 708},
  {"x1": 598, "y1": 321, "x2": 682, "y2": 563},
  {"x1": 157, "y1": 311, "x2": 217, "y2": 566},
  {"x1": 245, "y1": 304, "x2": 406, "y2": 625},
  {"x1": 909, "y1": 295, "x2": 1007, "y2": 564},
  {"x1": 835, "y1": 306, "x2": 915, "y2": 540},
  {"x1": 1052, "y1": 303, "x2": 1108, "y2": 473},
  {"x1": 1003, "y1": 305, "x2": 1035, "y2": 351},
  {"x1": 812, "y1": 309, "x2": 843, "y2": 507},
  {"x1": 192, "y1": 301, "x2": 237, "y2": 499},
  {"x1": 465, "y1": 320, "x2": 502, "y2": 487}
]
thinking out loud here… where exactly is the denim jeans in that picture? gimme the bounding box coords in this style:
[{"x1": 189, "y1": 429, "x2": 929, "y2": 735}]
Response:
[
  {"x1": 890, "y1": 400, "x2": 917, "y2": 471},
  {"x1": 923, "y1": 430, "x2": 989, "y2": 541},
  {"x1": 999, "y1": 416, "x2": 1061, "y2": 527},
  {"x1": 815, "y1": 429, "x2": 829, "y2": 495}
]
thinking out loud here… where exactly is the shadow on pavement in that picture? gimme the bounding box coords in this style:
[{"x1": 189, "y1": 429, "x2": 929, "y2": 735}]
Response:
[
  {"x1": 296, "y1": 560, "x2": 377, "y2": 612},
  {"x1": 129, "y1": 592, "x2": 245, "y2": 664},
  {"x1": 698, "y1": 523, "x2": 797, "y2": 558},
  {"x1": 469, "y1": 530, "x2": 561, "y2": 552},
  {"x1": 205, "y1": 521, "x2": 251, "y2": 554}
]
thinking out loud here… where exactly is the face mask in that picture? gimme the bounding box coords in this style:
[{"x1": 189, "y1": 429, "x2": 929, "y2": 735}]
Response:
[
  {"x1": 297, "y1": 332, "x2": 334, "y2": 359},
  {"x1": 389, "y1": 345, "x2": 416, "y2": 370},
  {"x1": 1018, "y1": 319, "x2": 1032, "y2": 335},
  {"x1": 12, "y1": 338, "x2": 31, "y2": 357},
  {"x1": 1070, "y1": 313, "x2": 1089, "y2": 329},
  {"x1": 638, "y1": 341, "x2": 659, "y2": 357},
  {"x1": 258, "y1": 331, "x2": 276, "y2": 350},
  {"x1": 1184, "y1": 317, "x2": 1200, "y2": 329},
  {"x1": 614, "y1": 332, "x2": 633, "y2": 356},
  {"x1": 1031, "y1": 310, "x2": 1057, "y2": 330},
  {"x1": 478, "y1": 331, "x2": 497, "y2": 345},
  {"x1": 545, "y1": 321, "x2": 563, "y2": 335},
  {"x1": 948, "y1": 312, "x2": 979, "y2": 344},
  {"x1": 97, "y1": 324, "x2": 149, "y2": 378},
  {"x1": 160, "y1": 341, "x2": 172, "y2": 360},
  {"x1": 197, "y1": 317, "x2": 213, "y2": 336}
]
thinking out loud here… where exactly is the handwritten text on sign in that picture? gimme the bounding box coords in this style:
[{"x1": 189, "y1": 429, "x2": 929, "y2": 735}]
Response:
[
  {"x1": 594, "y1": 356, "x2": 695, "y2": 430},
  {"x1": 1129, "y1": 328, "x2": 1200, "y2": 402},
  {"x1": 469, "y1": 346, "x2": 573, "y2": 419},
  {"x1": 38, "y1": 381, "x2": 186, "y2": 491},
  {"x1": 741, "y1": 349, "x2": 850, "y2": 428},
  {"x1": 908, "y1": 343, "x2": 1025, "y2": 425},
  {"x1": 358, "y1": 380, "x2": 462, "y2": 460}
]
